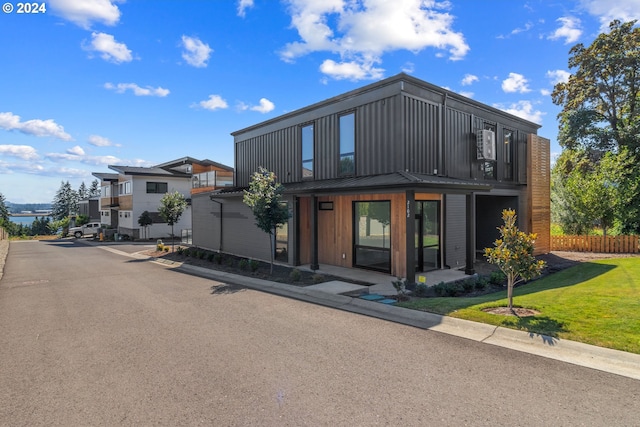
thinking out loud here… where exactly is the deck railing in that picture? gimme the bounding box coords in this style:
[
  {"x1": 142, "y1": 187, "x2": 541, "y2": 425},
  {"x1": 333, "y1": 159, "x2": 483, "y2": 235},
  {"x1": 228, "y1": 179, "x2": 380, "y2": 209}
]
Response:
[{"x1": 551, "y1": 235, "x2": 639, "y2": 253}]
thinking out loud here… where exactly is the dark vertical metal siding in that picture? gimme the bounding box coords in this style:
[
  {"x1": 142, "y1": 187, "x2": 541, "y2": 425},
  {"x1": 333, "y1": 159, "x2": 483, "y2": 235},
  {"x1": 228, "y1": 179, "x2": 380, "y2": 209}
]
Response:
[
  {"x1": 235, "y1": 126, "x2": 298, "y2": 187},
  {"x1": 444, "y1": 194, "x2": 466, "y2": 268},
  {"x1": 404, "y1": 96, "x2": 439, "y2": 175},
  {"x1": 445, "y1": 108, "x2": 472, "y2": 179},
  {"x1": 356, "y1": 97, "x2": 398, "y2": 176},
  {"x1": 315, "y1": 114, "x2": 338, "y2": 180}
]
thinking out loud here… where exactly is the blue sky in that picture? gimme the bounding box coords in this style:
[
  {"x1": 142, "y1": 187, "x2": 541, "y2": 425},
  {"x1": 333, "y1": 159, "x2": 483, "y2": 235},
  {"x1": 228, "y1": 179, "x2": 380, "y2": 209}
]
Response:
[{"x1": 1, "y1": 0, "x2": 639, "y2": 203}]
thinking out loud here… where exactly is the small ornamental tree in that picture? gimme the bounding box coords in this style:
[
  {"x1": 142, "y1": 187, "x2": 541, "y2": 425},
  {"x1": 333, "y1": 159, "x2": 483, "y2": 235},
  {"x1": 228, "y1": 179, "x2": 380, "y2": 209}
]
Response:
[
  {"x1": 158, "y1": 191, "x2": 187, "y2": 252},
  {"x1": 138, "y1": 210, "x2": 153, "y2": 240},
  {"x1": 243, "y1": 167, "x2": 290, "y2": 274},
  {"x1": 484, "y1": 209, "x2": 546, "y2": 311}
]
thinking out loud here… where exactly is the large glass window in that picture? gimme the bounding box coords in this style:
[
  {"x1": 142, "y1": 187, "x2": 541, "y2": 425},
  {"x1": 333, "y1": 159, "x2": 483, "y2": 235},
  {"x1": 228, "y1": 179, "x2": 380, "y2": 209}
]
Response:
[
  {"x1": 353, "y1": 201, "x2": 391, "y2": 272},
  {"x1": 339, "y1": 113, "x2": 355, "y2": 175},
  {"x1": 146, "y1": 182, "x2": 168, "y2": 194},
  {"x1": 481, "y1": 123, "x2": 497, "y2": 180},
  {"x1": 415, "y1": 201, "x2": 440, "y2": 272},
  {"x1": 302, "y1": 124, "x2": 314, "y2": 178}
]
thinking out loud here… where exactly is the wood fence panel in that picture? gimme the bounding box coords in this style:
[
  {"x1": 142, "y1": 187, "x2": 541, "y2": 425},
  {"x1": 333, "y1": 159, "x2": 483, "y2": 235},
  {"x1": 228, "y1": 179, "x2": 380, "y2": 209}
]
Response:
[{"x1": 551, "y1": 235, "x2": 639, "y2": 253}]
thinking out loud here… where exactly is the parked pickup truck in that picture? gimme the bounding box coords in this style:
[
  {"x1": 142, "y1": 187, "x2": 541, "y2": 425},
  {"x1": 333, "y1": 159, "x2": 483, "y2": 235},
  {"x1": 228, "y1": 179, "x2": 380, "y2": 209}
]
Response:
[{"x1": 69, "y1": 222, "x2": 102, "y2": 238}]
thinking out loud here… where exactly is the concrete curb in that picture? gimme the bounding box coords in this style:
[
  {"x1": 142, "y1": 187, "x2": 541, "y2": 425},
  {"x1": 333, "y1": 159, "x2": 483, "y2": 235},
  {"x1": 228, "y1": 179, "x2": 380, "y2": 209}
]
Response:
[{"x1": 93, "y1": 243, "x2": 640, "y2": 381}]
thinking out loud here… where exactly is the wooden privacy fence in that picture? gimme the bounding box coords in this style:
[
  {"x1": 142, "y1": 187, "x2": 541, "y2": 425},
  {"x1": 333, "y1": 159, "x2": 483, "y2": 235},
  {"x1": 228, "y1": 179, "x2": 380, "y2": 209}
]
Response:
[
  {"x1": 551, "y1": 235, "x2": 639, "y2": 253},
  {"x1": 0, "y1": 227, "x2": 7, "y2": 240}
]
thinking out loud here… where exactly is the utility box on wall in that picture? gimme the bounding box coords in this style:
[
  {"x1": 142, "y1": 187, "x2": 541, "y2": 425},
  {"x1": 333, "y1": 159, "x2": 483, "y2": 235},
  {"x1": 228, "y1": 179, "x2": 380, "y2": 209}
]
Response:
[{"x1": 476, "y1": 129, "x2": 496, "y2": 161}]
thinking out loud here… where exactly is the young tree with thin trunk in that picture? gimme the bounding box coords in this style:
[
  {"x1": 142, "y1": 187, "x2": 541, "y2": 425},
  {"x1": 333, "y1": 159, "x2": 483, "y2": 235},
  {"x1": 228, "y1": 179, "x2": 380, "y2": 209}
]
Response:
[
  {"x1": 484, "y1": 209, "x2": 546, "y2": 312},
  {"x1": 158, "y1": 191, "x2": 187, "y2": 252},
  {"x1": 243, "y1": 167, "x2": 290, "y2": 274}
]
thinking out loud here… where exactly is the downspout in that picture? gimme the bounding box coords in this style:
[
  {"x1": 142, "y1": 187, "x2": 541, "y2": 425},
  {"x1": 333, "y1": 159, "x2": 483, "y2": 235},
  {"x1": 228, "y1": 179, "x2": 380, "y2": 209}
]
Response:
[
  {"x1": 209, "y1": 196, "x2": 223, "y2": 252},
  {"x1": 440, "y1": 92, "x2": 448, "y2": 176}
]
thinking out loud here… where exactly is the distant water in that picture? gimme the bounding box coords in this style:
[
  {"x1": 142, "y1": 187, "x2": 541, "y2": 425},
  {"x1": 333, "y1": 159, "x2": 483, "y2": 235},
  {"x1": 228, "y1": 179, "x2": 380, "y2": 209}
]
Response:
[{"x1": 8, "y1": 215, "x2": 52, "y2": 226}]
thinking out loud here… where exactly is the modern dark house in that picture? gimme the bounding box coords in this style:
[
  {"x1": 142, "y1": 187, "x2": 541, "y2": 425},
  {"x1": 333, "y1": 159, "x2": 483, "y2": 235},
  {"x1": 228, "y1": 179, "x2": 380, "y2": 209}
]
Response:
[{"x1": 196, "y1": 73, "x2": 550, "y2": 281}]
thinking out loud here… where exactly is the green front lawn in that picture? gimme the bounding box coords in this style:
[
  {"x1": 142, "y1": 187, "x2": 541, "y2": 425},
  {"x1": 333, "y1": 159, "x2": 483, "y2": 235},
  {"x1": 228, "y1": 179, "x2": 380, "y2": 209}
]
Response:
[{"x1": 398, "y1": 258, "x2": 640, "y2": 354}]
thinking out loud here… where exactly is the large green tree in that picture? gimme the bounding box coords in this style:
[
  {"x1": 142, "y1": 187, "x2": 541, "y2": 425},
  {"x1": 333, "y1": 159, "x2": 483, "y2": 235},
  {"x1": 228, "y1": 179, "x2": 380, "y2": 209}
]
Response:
[
  {"x1": 551, "y1": 20, "x2": 640, "y2": 234},
  {"x1": 51, "y1": 181, "x2": 79, "y2": 221},
  {"x1": 0, "y1": 192, "x2": 9, "y2": 225},
  {"x1": 158, "y1": 191, "x2": 187, "y2": 251},
  {"x1": 243, "y1": 167, "x2": 290, "y2": 274},
  {"x1": 89, "y1": 179, "x2": 101, "y2": 198}
]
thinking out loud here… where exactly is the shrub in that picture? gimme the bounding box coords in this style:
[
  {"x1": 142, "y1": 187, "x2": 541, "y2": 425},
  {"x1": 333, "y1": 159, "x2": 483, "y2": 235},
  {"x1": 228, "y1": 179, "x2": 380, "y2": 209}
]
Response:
[
  {"x1": 414, "y1": 283, "x2": 429, "y2": 297},
  {"x1": 239, "y1": 259, "x2": 249, "y2": 270},
  {"x1": 489, "y1": 271, "x2": 506, "y2": 285},
  {"x1": 312, "y1": 273, "x2": 325, "y2": 284},
  {"x1": 207, "y1": 252, "x2": 215, "y2": 262},
  {"x1": 198, "y1": 251, "x2": 206, "y2": 260},
  {"x1": 475, "y1": 277, "x2": 489, "y2": 290},
  {"x1": 176, "y1": 247, "x2": 184, "y2": 255},
  {"x1": 462, "y1": 278, "x2": 476, "y2": 292},
  {"x1": 184, "y1": 249, "x2": 191, "y2": 257},
  {"x1": 249, "y1": 259, "x2": 260, "y2": 272},
  {"x1": 289, "y1": 268, "x2": 302, "y2": 281},
  {"x1": 156, "y1": 243, "x2": 164, "y2": 251},
  {"x1": 214, "y1": 253, "x2": 222, "y2": 264},
  {"x1": 433, "y1": 281, "x2": 447, "y2": 297},
  {"x1": 163, "y1": 246, "x2": 169, "y2": 252},
  {"x1": 445, "y1": 282, "x2": 463, "y2": 297}
]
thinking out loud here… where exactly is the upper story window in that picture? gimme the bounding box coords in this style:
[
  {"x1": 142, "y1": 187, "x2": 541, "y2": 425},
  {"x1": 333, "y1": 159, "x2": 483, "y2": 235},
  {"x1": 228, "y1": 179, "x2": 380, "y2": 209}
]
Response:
[
  {"x1": 146, "y1": 182, "x2": 168, "y2": 194},
  {"x1": 101, "y1": 186, "x2": 111, "y2": 198},
  {"x1": 339, "y1": 113, "x2": 355, "y2": 176},
  {"x1": 301, "y1": 124, "x2": 314, "y2": 179},
  {"x1": 118, "y1": 181, "x2": 132, "y2": 196},
  {"x1": 503, "y1": 129, "x2": 514, "y2": 181}
]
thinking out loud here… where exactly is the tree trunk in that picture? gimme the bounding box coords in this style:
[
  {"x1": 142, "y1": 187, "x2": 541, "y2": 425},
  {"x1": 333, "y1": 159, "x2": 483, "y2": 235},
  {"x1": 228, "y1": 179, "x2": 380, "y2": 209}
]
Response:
[
  {"x1": 507, "y1": 275, "x2": 514, "y2": 310},
  {"x1": 269, "y1": 230, "x2": 275, "y2": 275}
]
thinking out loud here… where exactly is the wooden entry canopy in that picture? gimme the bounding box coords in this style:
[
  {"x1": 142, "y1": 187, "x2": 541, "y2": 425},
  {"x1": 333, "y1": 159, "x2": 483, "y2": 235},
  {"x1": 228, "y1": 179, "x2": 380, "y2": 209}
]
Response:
[{"x1": 284, "y1": 171, "x2": 491, "y2": 280}]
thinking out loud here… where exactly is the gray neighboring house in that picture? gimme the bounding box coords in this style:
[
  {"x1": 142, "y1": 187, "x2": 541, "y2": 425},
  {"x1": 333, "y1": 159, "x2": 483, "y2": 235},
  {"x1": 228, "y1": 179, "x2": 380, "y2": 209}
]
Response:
[
  {"x1": 194, "y1": 73, "x2": 550, "y2": 281},
  {"x1": 77, "y1": 197, "x2": 100, "y2": 222}
]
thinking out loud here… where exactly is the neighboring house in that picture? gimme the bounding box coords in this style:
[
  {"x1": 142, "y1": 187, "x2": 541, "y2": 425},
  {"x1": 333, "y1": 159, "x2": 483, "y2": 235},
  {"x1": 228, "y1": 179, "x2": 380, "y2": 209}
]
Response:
[
  {"x1": 77, "y1": 197, "x2": 100, "y2": 222},
  {"x1": 198, "y1": 73, "x2": 551, "y2": 281},
  {"x1": 155, "y1": 157, "x2": 234, "y2": 245},
  {"x1": 93, "y1": 157, "x2": 233, "y2": 241}
]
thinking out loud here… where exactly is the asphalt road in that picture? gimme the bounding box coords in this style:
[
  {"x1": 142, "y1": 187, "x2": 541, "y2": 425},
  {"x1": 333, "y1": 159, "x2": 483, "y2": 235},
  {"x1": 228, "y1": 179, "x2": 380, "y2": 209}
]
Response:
[{"x1": 1, "y1": 240, "x2": 639, "y2": 426}]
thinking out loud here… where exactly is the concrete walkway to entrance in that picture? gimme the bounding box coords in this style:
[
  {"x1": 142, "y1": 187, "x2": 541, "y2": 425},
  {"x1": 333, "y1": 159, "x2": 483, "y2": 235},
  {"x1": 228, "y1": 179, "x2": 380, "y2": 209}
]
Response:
[{"x1": 299, "y1": 263, "x2": 471, "y2": 296}]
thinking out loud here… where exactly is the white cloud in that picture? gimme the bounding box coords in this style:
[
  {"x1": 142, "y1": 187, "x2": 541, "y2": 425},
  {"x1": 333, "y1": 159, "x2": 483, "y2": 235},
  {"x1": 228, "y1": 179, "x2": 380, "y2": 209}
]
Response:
[
  {"x1": 461, "y1": 74, "x2": 478, "y2": 86},
  {"x1": 237, "y1": 0, "x2": 254, "y2": 17},
  {"x1": 250, "y1": 98, "x2": 276, "y2": 113},
  {"x1": 546, "y1": 69, "x2": 571, "y2": 85},
  {"x1": 495, "y1": 100, "x2": 544, "y2": 124},
  {"x1": 0, "y1": 112, "x2": 72, "y2": 141},
  {"x1": 85, "y1": 32, "x2": 133, "y2": 63},
  {"x1": 0, "y1": 144, "x2": 39, "y2": 160},
  {"x1": 197, "y1": 95, "x2": 229, "y2": 111},
  {"x1": 67, "y1": 146, "x2": 85, "y2": 156},
  {"x1": 279, "y1": 0, "x2": 469, "y2": 81},
  {"x1": 579, "y1": 0, "x2": 640, "y2": 31},
  {"x1": 104, "y1": 82, "x2": 170, "y2": 97},
  {"x1": 458, "y1": 91, "x2": 474, "y2": 98},
  {"x1": 540, "y1": 89, "x2": 551, "y2": 96},
  {"x1": 181, "y1": 35, "x2": 212, "y2": 68},
  {"x1": 46, "y1": 151, "x2": 122, "y2": 166},
  {"x1": 319, "y1": 58, "x2": 384, "y2": 80},
  {"x1": 88, "y1": 134, "x2": 120, "y2": 147},
  {"x1": 49, "y1": 0, "x2": 122, "y2": 29},
  {"x1": 501, "y1": 73, "x2": 531, "y2": 93},
  {"x1": 548, "y1": 17, "x2": 582, "y2": 44}
]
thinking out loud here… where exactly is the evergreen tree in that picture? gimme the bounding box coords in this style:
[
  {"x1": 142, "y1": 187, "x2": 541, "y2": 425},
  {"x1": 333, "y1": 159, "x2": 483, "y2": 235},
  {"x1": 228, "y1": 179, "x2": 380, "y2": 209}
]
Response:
[
  {"x1": 0, "y1": 192, "x2": 9, "y2": 225},
  {"x1": 89, "y1": 179, "x2": 101, "y2": 198},
  {"x1": 51, "y1": 181, "x2": 79, "y2": 221},
  {"x1": 78, "y1": 182, "x2": 89, "y2": 200}
]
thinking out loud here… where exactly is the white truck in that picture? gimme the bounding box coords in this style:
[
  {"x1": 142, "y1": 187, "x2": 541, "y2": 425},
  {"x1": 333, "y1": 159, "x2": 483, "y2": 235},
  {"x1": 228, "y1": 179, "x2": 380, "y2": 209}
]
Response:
[{"x1": 69, "y1": 222, "x2": 102, "y2": 238}]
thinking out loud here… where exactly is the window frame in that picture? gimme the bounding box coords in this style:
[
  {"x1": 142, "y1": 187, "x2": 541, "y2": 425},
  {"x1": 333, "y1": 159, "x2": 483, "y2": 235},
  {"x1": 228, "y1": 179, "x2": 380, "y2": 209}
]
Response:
[
  {"x1": 339, "y1": 112, "x2": 355, "y2": 176},
  {"x1": 301, "y1": 123, "x2": 314, "y2": 179},
  {"x1": 146, "y1": 182, "x2": 168, "y2": 194}
]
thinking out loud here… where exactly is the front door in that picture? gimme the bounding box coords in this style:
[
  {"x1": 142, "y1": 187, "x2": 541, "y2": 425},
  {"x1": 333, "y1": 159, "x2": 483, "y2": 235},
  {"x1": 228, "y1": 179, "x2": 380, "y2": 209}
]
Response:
[{"x1": 415, "y1": 200, "x2": 440, "y2": 272}]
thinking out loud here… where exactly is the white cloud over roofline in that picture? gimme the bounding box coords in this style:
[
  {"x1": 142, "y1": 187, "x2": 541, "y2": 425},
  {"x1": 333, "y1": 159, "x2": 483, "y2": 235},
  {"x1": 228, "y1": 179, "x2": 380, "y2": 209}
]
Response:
[
  {"x1": 279, "y1": 0, "x2": 469, "y2": 81},
  {"x1": 502, "y1": 73, "x2": 531, "y2": 93}
]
